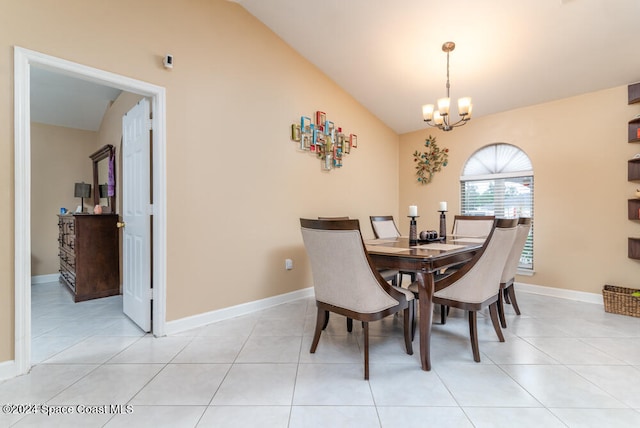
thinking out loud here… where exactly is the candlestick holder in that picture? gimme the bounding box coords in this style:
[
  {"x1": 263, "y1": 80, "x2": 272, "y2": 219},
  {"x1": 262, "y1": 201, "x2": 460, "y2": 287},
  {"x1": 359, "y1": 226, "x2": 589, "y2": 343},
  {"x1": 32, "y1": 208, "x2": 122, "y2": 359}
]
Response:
[
  {"x1": 408, "y1": 216, "x2": 419, "y2": 245},
  {"x1": 438, "y1": 210, "x2": 447, "y2": 240}
]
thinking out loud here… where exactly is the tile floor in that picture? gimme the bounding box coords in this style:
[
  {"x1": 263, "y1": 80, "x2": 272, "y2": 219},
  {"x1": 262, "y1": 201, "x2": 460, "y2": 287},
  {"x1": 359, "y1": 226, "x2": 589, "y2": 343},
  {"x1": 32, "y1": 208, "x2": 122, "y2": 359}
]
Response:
[{"x1": 1, "y1": 281, "x2": 640, "y2": 427}]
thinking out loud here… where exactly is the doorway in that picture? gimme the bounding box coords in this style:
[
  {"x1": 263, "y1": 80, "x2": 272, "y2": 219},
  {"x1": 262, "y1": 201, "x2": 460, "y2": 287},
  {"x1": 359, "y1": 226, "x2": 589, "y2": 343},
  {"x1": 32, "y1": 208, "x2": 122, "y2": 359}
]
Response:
[{"x1": 13, "y1": 47, "x2": 167, "y2": 377}]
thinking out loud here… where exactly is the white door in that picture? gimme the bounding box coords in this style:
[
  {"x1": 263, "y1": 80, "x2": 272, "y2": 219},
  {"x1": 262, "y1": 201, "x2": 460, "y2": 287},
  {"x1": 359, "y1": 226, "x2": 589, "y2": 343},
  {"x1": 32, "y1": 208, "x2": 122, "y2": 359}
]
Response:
[{"x1": 122, "y1": 98, "x2": 152, "y2": 332}]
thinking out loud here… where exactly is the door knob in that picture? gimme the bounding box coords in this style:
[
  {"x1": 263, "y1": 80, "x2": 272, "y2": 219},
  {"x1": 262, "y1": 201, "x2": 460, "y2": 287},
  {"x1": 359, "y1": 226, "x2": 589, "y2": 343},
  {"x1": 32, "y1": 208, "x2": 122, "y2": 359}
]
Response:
[{"x1": 117, "y1": 221, "x2": 126, "y2": 228}]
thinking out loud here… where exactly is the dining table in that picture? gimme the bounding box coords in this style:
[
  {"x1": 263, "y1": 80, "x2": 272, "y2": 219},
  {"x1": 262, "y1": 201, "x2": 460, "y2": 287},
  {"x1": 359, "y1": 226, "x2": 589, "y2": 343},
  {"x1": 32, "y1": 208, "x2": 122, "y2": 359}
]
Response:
[{"x1": 366, "y1": 236, "x2": 485, "y2": 371}]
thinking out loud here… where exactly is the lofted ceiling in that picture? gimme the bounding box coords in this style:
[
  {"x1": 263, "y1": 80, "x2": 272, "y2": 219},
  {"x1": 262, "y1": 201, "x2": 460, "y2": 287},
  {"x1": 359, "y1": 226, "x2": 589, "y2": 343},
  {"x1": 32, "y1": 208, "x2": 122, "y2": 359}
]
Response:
[
  {"x1": 233, "y1": 0, "x2": 640, "y2": 134},
  {"x1": 30, "y1": 0, "x2": 640, "y2": 134},
  {"x1": 30, "y1": 67, "x2": 122, "y2": 131}
]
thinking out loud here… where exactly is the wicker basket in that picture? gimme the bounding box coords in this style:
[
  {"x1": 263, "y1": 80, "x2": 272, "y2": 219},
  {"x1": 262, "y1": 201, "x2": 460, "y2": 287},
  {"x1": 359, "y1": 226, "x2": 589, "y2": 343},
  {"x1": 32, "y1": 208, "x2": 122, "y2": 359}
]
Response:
[{"x1": 603, "y1": 285, "x2": 640, "y2": 318}]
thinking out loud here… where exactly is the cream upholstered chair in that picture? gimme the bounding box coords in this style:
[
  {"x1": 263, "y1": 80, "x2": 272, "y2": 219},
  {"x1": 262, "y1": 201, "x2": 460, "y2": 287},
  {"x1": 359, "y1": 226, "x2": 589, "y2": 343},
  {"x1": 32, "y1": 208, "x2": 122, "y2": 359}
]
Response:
[
  {"x1": 436, "y1": 215, "x2": 496, "y2": 324},
  {"x1": 318, "y1": 217, "x2": 399, "y2": 333},
  {"x1": 320, "y1": 216, "x2": 399, "y2": 287},
  {"x1": 370, "y1": 216, "x2": 402, "y2": 239},
  {"x1": 409, "y1": 218, "x2": 518, "y2": 362},
  {"x1": 369, "y1": 215, "x2": 414, "y2": 287},
  {"x1": 451, "y1": 215, "x2": 495, "y2": 238},
  {"x1": 300, "y1": 218, "x2": 414, "y2": 380},
  {"x1": 497, "y1": 217, "x2": 532, "y2": 328}
]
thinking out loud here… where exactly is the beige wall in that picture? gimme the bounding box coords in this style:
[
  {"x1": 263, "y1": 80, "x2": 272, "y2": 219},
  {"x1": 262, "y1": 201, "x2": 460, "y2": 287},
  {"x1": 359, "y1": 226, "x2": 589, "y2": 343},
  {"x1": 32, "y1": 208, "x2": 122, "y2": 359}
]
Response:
[
  {"x1": 30, "y1": 124, "x2": 96, "y2": 276},
  {"x1": 400, "y1": 86, "x2": 640, "y2": 294},
  {"x1": 0, "y1": 0, "x2": 399, "y2": 363}
]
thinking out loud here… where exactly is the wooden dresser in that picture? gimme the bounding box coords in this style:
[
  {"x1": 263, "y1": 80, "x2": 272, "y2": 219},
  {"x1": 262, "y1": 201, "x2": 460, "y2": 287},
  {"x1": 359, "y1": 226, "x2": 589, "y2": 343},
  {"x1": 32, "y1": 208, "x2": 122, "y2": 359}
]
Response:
[{"x1": 58, "y1": 214, "x2": 120, "y2": 302}]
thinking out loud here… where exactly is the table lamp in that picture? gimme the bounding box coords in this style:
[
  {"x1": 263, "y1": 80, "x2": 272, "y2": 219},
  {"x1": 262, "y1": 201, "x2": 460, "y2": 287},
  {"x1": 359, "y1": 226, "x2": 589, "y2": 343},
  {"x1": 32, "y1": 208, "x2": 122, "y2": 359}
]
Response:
[{"x1": 74, "y1": 182, "x2": 91, "y2": 213}]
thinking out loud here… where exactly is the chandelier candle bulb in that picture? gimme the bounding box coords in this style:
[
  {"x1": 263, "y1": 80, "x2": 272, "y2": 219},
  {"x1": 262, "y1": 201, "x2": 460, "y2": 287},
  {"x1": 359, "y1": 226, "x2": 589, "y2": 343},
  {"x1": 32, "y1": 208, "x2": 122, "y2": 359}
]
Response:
[
  {"x1": 458, "y1": 98, "x2": 471, "y2": 115},
  {"x1": 422, "y1": 104, "x2": 434, "y2": 121},
  {"x1": 437, "y1": 98, "x2": 450, "y2": 115},
  {"x1": 409, "y1": 205, "x2": 418, "y2": 217},
  {"x1": 439, "y1": 201, "x2": 447, "y2": 212}
]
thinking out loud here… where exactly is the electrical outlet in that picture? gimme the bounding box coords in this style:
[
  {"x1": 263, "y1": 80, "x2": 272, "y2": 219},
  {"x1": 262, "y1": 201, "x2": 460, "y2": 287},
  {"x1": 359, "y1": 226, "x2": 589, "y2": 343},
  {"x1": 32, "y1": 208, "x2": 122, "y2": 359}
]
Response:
[{"x1": 285, "y1": 258, "x2": 293, "y2": 270}]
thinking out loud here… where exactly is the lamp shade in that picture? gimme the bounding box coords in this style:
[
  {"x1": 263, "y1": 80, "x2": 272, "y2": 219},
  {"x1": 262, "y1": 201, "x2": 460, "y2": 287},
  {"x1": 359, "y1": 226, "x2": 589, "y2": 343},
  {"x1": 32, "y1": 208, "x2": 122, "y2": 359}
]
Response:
[
  {"x1": 458, "y1": 97, "x2": 471, "y2": 115},
  {"x1": 74, "y1": 182, "x2": 91, "y2": 198},
  {"x1": 437, "y1": 97, "x2": 450, "y2": 116},
  {"x1": 422, "y1": 104, "x2": 434, "y2": 121}
]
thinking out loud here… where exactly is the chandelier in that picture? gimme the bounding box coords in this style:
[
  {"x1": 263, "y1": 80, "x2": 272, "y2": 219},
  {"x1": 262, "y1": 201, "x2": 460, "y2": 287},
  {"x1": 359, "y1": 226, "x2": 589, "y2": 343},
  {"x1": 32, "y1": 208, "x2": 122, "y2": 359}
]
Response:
[{"x1": 422, "y1": 41, "x2": 472, "y2": 131}]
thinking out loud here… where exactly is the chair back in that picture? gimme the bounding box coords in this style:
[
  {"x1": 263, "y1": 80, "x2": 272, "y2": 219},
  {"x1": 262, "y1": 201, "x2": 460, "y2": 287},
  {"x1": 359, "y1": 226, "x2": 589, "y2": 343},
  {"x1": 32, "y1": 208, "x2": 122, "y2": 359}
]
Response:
[
  {"x1": 300, "y1": 218, "x2": 399, "y2": 313},
  {"x1": 501, "y1": 217, "x2": 532, "y2": 283},
  {"x1": 370, "y1": 215, "x2": 401, "y2": 239},
  {"x1": 436, "y1": 218, "x2": 517, "y2": 303},
  {"x1": 451, "y1": 215, "x2": 495, "y2": 238},
  {"x1": 318, "y1": 216, "x2": 350, "y2": 220}
]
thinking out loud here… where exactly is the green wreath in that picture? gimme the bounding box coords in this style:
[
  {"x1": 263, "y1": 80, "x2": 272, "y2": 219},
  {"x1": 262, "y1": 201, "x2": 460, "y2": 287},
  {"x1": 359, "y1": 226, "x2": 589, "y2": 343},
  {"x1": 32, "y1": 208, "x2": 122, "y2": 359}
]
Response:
[{"x1": 413, "y1": 135, "x2": 449, "y2": 184}]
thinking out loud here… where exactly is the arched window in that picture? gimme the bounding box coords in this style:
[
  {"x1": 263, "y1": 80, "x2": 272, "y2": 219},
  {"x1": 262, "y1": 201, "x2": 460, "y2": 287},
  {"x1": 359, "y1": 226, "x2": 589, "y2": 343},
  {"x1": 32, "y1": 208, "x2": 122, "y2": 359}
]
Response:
[{"x1": 460, "y1": 143, "x2": 534, "y2": 270}]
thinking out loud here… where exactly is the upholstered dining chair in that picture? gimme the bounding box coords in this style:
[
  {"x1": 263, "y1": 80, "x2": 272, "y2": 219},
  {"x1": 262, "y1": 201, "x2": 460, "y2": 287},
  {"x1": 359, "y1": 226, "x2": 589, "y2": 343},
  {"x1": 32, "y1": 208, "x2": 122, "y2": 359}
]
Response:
[
  {"x1": 409, "y1": 218, "x2": 518, "y2": 362},
  {"x1": 497, "y1": 217, "x2": 532, "y2": 328},
  {"x1": 435, "y1": 215, "x2": 496, "y2": 324},
  {"x1": 369, "y1": 215, "x2": 414, "y2": 287},
  {"x1": 317, "y1": 217, "x2": 400, "y2": 332},
  {"x1": 451, "y1": 215, "x2": 495, "y2": 238},
  {"x1": 320, "y1": 216, "x2": 400, "y2": 286},
  {"x1": 300, "y1": 218, "x2": 414, "y2": 380}
]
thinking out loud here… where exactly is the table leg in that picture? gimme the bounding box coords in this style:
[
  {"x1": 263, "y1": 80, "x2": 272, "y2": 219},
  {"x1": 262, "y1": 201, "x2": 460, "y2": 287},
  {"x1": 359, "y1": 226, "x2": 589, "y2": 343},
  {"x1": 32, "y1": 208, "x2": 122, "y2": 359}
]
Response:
[{"x1": 416, "y1": 270, "x2": 435, "y2": 371}]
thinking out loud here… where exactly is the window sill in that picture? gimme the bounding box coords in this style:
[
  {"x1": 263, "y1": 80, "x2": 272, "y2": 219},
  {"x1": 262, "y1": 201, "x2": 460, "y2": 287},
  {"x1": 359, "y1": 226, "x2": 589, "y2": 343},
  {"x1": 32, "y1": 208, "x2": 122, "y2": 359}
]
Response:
[{"x1": 517, "y1": 268, "x2": 534, "y2": 277}]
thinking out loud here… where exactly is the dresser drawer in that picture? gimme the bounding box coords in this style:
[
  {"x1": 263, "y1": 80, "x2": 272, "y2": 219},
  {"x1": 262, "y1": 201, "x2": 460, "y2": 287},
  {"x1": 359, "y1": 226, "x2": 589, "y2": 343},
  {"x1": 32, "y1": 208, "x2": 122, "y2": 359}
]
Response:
[
  {"x1": 59, "y1": 251, "x2": 76, "y2": 272},
  {"x1": 59, "y1": 268, "x2": 76, "y2": 292}
]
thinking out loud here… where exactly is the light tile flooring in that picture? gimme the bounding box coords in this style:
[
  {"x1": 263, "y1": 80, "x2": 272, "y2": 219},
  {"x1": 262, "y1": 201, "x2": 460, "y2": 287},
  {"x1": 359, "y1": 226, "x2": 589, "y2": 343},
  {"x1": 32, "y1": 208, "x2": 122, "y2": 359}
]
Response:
[{"x1": 1, "y1": 281, "x2": 640, "y2": 427}]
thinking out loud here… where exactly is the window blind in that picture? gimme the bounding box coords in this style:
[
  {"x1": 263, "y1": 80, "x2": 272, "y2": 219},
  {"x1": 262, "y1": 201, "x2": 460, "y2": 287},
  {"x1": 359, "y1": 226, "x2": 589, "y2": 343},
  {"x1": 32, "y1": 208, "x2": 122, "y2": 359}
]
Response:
[{"x1": 460, "y1": 174, "x2": 534, "y2": 270}]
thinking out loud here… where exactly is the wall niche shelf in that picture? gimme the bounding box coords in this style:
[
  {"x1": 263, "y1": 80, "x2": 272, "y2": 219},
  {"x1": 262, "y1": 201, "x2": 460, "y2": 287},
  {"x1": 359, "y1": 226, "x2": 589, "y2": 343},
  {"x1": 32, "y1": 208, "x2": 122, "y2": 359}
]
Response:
[
  {"x1": 629, "y1": 118, "x2": 640, "y2": 143},
  {"x1": 627, "y1": 82, "x2": 640, "y2": 260},
  {"x1": 629, "y1": 199, "x2": 640, "y2": 220},
  {"x1": 629, "y1": 238, "x2": 640, "y2": 260},
  {"x1": 629, "y1": 158, "x2": 640, "y2": 181}
]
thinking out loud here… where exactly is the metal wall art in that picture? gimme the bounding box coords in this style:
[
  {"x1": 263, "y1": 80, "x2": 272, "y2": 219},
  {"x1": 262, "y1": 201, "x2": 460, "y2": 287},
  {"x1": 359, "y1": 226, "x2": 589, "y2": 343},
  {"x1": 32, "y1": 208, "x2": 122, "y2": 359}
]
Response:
[
  {"x1": 291, "y1": 111, "x2": 357, "y2": 171},
  {"x1": 413, "y1": 134, "x2": 449, "y2": 185}
]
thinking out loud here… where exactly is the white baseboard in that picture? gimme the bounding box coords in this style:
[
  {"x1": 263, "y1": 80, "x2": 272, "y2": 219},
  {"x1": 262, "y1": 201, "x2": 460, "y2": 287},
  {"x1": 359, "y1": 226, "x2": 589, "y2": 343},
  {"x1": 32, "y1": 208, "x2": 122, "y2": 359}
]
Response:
[
  {"x1": 0, "y1": 360, "x2": 17, "y2": 381},
  {"x1": 165, "y1": 287, "x2": 315, "y2": 336},
  {"x1": 516, "y1": 281, "x2": 603, "y2": 305},
  {"x1": 164, "y1": 282, "x2": 603, "y2": 337},
  {"x1": 31, "y1": 274, "x2": 59, "y2": 284}
]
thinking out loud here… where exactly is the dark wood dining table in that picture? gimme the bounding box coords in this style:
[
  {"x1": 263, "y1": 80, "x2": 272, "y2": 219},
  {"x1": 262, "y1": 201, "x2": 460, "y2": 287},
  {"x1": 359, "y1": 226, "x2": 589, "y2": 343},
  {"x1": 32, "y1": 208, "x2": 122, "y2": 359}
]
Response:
[{"x1": 366, "y1": 237, "x2": 484, "y2": 371}]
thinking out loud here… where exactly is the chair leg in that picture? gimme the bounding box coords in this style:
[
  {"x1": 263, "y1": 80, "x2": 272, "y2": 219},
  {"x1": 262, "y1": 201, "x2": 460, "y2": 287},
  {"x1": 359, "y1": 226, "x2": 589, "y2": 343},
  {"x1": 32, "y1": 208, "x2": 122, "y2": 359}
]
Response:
[
  {"x1": 397, "y1": 273, "x2": 403, "y2": 288},
  {"x1": 363, "y1": 321, "x2": 369, "y2": 380},
  {"x1": 310, "y1": 308, "x2": 324, "y2": 353},
  {"x1": 403, "y1": 307, "x2": 414, "y2": 355},
  {"x1": 506, "y1": 285, "x2": 521, "y2": 315},
  {"x1": 497, "y1": 289, "x2": 507, "y2": 328},
  {"x1": 468, "y1": 311, "x2": 481, "y2": 362},
  {"x1": 411, "y1": 300, "x2": 417, "y2": 341},
  {"x1": 489, "y1": 302, "x2": 505, "y2": 342},
  {"x1": 440, "y1": 304, "x2": 448, "y2": 324},
  {"x1": 322, "y1": 310, "x2": 330, "y2": 330},
  {"x1": 503, "y1": 287, "x2": 511, "y2": 304},
  {"x1": 347, "y1": 317, "x2": 353, "y2": 333}
]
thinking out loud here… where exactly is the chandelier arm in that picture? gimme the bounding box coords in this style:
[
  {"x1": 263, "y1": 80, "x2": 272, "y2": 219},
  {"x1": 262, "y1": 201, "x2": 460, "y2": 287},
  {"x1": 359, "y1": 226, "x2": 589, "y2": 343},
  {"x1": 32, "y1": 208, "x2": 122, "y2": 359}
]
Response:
[
  {"x1": 448, "y1": 117, "x2": 469, "y2": 128},
  {"x1": 423, "y1": 115, "x2": 469, "y2": 132}
]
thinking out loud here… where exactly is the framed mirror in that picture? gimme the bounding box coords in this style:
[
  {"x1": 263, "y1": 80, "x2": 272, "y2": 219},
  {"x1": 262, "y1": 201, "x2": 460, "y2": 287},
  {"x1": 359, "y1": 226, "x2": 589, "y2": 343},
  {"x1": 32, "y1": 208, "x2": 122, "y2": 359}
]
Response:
[{"x1": 89, "y1": 144, "x2": 116, "y2": 213}]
